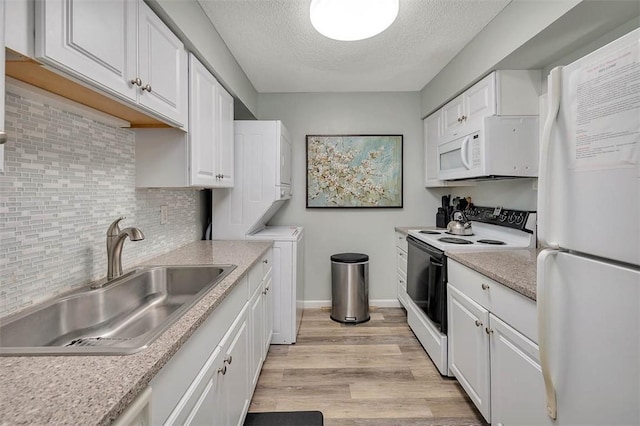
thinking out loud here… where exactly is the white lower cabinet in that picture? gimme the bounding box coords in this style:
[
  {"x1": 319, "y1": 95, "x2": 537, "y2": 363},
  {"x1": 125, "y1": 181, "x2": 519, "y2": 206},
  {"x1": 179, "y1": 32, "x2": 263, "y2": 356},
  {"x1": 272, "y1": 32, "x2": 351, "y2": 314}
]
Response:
[
  {"x1": 248, "y1": 250, "x2": 273, "y2": 392},
  {"x1": 448, "y1": 285, "x2": 491, "y2": 421},
  {"x1": 150, "y1": 248, "x2": 273, "y2": 426},
  {"x1": 447, "y1": 260, "x2": 548, "y2": 424},
  {"x1": 395, "y1": 232, "x2": 409, "y2": 308},
  {"x1": 490, "y1": 314, "x2": 551, "y2": 426}
]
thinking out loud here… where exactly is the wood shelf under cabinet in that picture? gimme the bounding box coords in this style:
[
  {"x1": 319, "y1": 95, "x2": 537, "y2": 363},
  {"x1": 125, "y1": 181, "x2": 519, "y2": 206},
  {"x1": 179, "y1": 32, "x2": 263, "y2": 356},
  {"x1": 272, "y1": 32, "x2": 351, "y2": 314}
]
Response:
[{"x1": 6, "y1": 51, "x2": 170, "y2": 128}]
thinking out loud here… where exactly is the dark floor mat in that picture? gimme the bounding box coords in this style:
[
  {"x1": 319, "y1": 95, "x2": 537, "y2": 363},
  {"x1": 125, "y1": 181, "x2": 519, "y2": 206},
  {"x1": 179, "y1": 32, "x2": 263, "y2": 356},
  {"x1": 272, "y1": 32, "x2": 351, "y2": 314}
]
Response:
[{"x1": 243, "y1": 410, "x2": 323, "y2": 426}]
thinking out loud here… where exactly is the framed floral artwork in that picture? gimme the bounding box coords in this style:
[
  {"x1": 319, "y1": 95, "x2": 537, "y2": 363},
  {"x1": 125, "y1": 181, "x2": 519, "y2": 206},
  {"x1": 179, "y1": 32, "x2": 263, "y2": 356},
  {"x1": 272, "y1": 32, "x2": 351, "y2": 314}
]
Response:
[{"x1": 306, "y1": 134, "x2": 403, "y2": 208}]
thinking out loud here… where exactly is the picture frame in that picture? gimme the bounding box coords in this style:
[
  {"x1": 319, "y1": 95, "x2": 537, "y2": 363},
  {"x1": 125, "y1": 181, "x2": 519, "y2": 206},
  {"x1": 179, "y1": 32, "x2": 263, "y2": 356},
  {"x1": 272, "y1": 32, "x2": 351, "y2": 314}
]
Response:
[{"x1": 306, "y1": 134, "x2": 403, "y2": 208}]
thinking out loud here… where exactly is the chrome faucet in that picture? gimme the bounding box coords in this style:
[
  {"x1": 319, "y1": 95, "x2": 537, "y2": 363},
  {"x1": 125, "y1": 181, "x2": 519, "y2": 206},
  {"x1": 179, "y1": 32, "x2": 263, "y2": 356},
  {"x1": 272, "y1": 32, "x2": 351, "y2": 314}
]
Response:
[{"x1": 106, "y1": 217, "x2": 145, "y2": 281}]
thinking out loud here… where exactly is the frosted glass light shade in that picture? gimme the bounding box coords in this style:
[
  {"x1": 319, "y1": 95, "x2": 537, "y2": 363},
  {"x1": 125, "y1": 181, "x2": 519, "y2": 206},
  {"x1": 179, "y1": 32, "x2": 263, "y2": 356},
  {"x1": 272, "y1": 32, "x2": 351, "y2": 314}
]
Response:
[{"x1": 310, "y1": 0, "x2": 399, "y2": 41}]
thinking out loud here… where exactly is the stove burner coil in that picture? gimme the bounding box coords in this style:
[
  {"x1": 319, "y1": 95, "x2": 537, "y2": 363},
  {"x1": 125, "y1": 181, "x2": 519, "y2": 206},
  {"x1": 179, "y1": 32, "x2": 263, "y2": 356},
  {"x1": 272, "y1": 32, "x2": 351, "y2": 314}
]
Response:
[
  {"x1": 445, "y1": 231, "x2": 474, "y2": 236},
  {"x1": 419, "y1": 230, "x2": 441, "y2": 235},
  {"x1": 438, "y1": 237, "x2": 473, "y2": 245},
  {"x1": 477, "y1": 239, "x2": 506, "y2": 245}
]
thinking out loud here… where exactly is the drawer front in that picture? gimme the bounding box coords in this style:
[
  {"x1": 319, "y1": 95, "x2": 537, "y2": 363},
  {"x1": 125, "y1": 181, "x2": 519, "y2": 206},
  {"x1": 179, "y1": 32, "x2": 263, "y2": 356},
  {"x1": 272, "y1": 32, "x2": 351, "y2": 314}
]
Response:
[
  {"x1": 395, "y1": 232, "x2": 408, "y2": 252},
  {"x1": 249, "y1": 249, "x2": 273, "y2": 295},
  {"x1": 396, "y1": 246, "x2": 407, "y2": 276},
  {"x1": 448, "y1": 260, "x2": 537, "y2": 343}
]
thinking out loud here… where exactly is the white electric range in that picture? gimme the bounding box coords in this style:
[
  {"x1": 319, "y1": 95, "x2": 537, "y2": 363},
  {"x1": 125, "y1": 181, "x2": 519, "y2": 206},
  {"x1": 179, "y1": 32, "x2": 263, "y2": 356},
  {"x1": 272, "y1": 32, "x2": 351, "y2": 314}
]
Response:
[
  {"x1": 408, "y1": 207, "x2": 536, "y2": 251},
  {"x1": 404, "y1": 206, "x2": 536, "y2": 376}
]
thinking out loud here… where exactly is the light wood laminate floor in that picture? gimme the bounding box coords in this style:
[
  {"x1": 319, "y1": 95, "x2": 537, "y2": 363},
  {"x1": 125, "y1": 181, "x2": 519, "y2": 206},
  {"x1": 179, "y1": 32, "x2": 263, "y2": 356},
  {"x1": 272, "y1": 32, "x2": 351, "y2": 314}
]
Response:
[{"x1": 249, "y1": 307, "x2": 486, "y2": 425}]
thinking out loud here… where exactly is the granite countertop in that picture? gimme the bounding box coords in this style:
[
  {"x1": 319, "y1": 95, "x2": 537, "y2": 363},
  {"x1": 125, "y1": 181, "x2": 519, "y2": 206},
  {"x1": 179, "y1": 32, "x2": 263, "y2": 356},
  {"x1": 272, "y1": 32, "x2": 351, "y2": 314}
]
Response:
[
  {"x1": 446, "y1": 249, "x2": 538, "y2": 300},
  {"x1": 0, "y1": 240, "x2": 273, "y2": 426}
]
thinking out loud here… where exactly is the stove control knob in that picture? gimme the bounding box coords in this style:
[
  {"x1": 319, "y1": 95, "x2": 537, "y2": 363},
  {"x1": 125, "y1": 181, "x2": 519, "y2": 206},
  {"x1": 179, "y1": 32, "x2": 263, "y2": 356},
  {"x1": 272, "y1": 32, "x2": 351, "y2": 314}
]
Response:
[
  {"x1": 515, "y1": 214, "x2": 524, "y2": 225},
  {"x1": 498, "y1": 213, "x2": 507, "y2": 222},
  {"x1": 508, "y1": 214, "x2": 516, "y2": 223}
]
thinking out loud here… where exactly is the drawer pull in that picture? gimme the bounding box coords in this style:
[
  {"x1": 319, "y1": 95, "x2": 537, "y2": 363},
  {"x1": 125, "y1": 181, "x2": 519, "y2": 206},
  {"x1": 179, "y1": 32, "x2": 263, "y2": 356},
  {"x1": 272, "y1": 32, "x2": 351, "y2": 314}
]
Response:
[
  {"x1": 224, "y1": 355, "x2": 233, "y2": 365},
  {"x1": 475, "y1": 320, "x2": 482, "y2": 327},
  {"x1": 481, "y1": 283, "x2": 490, "y2": 290},
  {"x1": 218, "y1": 365, "x2": 227, "y2": 375}
]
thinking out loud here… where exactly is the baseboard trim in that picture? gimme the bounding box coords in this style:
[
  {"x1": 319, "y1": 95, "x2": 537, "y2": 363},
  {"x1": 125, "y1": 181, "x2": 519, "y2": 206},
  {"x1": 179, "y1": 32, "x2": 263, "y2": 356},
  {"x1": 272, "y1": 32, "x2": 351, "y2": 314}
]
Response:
[{"x1": 302, "y1": 299, "x2": 401, "y2": 309}]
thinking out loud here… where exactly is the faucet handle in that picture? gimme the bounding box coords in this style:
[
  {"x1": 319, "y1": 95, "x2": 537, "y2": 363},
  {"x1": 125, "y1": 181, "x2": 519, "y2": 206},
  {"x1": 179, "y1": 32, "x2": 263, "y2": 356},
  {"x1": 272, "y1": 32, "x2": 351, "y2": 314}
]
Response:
[{"x1": 107, "y1": 217, "x2": 125, "y2": 237}]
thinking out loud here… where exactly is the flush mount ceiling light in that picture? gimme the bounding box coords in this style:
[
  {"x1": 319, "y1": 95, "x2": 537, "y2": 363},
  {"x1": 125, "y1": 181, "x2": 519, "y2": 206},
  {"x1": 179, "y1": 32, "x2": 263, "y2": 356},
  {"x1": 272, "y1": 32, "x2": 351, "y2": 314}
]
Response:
[{"x1": 310, "y1": 0, "x2": 399, "y2": 41}]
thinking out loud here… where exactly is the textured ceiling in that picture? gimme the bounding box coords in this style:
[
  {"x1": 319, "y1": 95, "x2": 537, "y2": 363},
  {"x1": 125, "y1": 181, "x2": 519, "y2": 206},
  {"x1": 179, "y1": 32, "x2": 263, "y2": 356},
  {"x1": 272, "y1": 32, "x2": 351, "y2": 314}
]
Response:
[{"x1": 197, "y1": 0, "x2": 511, "y2": 93}]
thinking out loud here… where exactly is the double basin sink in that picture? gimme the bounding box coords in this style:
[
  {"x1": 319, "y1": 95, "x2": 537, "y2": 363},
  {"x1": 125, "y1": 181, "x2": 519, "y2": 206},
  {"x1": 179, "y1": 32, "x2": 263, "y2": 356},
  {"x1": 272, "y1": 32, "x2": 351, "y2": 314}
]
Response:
[{"x1": 0, "y1": 264, "x2": 236, "y2": 356}]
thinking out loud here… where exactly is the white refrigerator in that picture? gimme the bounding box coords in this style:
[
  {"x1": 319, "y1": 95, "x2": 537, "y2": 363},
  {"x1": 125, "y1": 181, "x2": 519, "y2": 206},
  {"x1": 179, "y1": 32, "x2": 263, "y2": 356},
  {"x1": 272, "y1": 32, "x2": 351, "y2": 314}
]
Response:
[{"x1": 537, "y1": 27, "x2": 640, "y2": 424}]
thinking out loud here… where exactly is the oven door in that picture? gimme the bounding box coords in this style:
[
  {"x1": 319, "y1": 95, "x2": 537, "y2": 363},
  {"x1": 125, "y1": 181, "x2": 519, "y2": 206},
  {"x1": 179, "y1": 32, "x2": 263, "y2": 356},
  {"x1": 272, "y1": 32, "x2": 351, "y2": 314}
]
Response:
[{"x1": 406, "y1": 235, "x2": 448, "y2": 334}]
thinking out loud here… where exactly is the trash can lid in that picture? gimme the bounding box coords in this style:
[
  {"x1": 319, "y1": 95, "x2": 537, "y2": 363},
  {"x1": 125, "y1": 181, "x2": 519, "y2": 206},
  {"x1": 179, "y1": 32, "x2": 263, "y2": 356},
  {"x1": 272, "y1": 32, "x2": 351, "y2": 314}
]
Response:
[{"x1": 331, "y1": 253, "x2": 369, "y2": 263}]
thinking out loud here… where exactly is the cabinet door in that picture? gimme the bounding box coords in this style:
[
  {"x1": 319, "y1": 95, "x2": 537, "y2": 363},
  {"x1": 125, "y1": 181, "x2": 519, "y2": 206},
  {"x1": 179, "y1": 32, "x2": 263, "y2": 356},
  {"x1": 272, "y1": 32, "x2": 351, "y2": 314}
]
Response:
[
  {"x1": 263, "y1": 269, "x2": 274, "y2": 356},
  {"x1": 137, "y1": 0, "x2": 187, "y2": 127},
  {"x1": 490, "y1": 314, "x2": 552, "y2": 426},
  {"x1": 423, "y1": 112, "x2": 440, "y2": 186},
  {"x1": 35, "y1": 0, "x2": 137, "y2": 101},
  {"x1": 441, "y1": 95, "x2": 464, "y2": 141},
  {"x1": 448, "y1": 284, "x2": 491, "y2": 422},
  {"x1": 248, "y1": 286, "x2": 264, "y2": 392},
  {"x1": 463, "y1": 73, "x2": 496, "y2": 127},
  {"x1": 189, "y1": 55, "x2": 218, "y2": 187},
  {"x1": 279, "y1": 129, "x2": 292, "y2": 186},
  {"x1": 221, "y1": 309, "x2": 250, "y2": 426},
  {"x1": 164, "y1": 346, "x2": 225, "y2": 426},
  {"x1": 215, "y1": 82, "x2": 234, "y2": 187}
]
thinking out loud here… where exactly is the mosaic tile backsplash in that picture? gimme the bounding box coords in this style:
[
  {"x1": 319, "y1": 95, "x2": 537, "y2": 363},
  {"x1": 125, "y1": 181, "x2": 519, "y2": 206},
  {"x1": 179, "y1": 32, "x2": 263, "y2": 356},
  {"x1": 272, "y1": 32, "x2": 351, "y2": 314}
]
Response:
[{"x1": 0, "y1": 87, "x2": 203, "y2": 317}]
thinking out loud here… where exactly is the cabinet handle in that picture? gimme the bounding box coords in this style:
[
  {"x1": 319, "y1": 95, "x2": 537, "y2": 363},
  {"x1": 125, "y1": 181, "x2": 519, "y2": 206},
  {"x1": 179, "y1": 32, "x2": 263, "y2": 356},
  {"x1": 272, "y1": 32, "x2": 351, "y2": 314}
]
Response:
[
  {"x1": 0, "y1": 131, "x2": 7, "y2": 144},
  {"x1": 130, "y1": 77, "x2": 142, "y2": 86},
  {"x1": 481, "y1": 283, "x2": 490, "y2": 290},
  {"x1": 475, "y1": 320, "x2": 482, "y2": 327},
  {"x1": 224, "y1": 355, "x2": 233, "y2": 365},
  {"x1": 485, "y1": 327, "x2": 493, "y2": 334},
  {"x1": 263, "y1": 259, "x2": 268, "y2": 264},
  {"x1": 263, "y1": 286, "x2": 270, "y2": 295},
  {"x1": 141, "y1": 84, "x2": 152, "y2": 93},
  {"x1": 217, "y1": 365, "x2": 227, "y2": 375},
  {"x1": 461, "y1": 115, "x2": 467, "y2": 121},
  {"x1": 457, "y1": 117, "x2": 462, "y2": 123}
]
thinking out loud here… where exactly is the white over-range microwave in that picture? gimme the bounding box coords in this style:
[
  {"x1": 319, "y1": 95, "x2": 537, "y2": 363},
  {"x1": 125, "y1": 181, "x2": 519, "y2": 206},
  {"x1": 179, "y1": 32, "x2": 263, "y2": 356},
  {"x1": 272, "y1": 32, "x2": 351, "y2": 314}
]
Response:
[{"x1": 437, "y1": 116, "x2": 539, "y2": 181}]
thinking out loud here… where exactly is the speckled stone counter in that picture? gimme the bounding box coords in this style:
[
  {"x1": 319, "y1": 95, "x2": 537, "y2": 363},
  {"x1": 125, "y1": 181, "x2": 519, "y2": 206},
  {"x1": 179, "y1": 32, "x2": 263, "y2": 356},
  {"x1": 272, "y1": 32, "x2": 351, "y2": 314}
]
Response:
[
  {"x1": 446, "y1": 249, "x2": 538, "y2": 300},
  {"x1": 0, "y1": 240, "x2": 272, "y2": 426}
]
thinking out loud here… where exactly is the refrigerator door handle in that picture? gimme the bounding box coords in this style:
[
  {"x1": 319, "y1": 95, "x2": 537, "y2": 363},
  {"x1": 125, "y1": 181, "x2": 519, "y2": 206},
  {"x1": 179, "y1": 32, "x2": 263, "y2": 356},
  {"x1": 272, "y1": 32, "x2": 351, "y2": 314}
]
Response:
[
  {"x1": 538, "y1": 67, "x2": 562, "y2": 249},
  {"x1": 537, "y1": 249, "x2": 559, "y2": 420}
]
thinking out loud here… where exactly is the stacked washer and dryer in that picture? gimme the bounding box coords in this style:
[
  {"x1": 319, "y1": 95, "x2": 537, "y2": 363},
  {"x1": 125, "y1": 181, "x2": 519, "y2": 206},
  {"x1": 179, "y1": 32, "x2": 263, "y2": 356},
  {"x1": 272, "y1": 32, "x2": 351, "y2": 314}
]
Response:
[{"x1": 213, "y1": 120, "x2": 304, "y2": 344}]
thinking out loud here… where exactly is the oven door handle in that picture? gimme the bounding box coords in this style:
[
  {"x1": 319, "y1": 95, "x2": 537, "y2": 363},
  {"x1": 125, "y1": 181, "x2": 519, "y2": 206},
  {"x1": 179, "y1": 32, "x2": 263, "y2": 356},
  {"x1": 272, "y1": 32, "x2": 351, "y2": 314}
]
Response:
[{"x1": 431, "y1": 260, "x2": 444, "y2": 268}]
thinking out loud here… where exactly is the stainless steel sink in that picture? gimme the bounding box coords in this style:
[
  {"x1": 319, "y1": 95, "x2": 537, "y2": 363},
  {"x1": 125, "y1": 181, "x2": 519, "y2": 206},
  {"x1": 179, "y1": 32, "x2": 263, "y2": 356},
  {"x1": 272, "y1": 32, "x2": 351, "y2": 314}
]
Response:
[{"x1": 0, "y1": 265, "x2": 236, "y2": 356}]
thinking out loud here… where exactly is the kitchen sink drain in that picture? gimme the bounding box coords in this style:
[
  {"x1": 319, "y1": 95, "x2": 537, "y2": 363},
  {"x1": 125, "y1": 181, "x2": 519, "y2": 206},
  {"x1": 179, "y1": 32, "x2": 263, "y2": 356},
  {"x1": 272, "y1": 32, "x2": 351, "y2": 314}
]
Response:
[{"x1": 65, "y1": 337, "x2": 131, "y2": 347}]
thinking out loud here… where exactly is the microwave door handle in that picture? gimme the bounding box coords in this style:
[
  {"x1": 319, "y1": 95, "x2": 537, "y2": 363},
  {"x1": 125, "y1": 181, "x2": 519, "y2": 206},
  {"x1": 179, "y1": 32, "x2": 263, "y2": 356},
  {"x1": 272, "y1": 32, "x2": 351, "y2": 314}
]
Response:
[{"x1": 460, "y1": 136, "x2": 472, "y2": 170}]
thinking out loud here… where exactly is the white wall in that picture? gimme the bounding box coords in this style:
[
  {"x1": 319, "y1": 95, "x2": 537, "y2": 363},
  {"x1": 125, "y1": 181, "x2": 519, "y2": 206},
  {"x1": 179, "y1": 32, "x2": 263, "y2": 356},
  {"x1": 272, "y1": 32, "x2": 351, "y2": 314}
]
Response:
[{"x1": 257, "y1": 92, "x2": 437, "y2": 304}]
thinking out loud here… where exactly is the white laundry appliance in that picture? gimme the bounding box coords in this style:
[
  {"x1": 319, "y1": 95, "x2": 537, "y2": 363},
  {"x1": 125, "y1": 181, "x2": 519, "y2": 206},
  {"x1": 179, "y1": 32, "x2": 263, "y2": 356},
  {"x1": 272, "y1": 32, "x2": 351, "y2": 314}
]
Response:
[
  {"x1": 537, "y1": 27, "x2": 640, "y2": 424},
  {"x1": 213, "y1": 120, "x2": 304, "y2": 344}
]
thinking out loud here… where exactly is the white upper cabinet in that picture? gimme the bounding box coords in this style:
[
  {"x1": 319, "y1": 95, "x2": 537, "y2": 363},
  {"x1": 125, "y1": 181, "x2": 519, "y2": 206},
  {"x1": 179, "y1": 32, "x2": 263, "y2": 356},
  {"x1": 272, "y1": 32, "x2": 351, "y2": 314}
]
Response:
[
  {"x1": 35, "y1": 0, "x2": 187, "y2": 128},
  {"x1": 135, "y1": 54, "x2": 234, "y2": 189},
  {"x1": 136, "y1": 1, "x2": 188, "y2": 127},
  {"x1": 441, "y1": 73, "x2": 497, "y2": 142},
  {"x1": 439, "y1": 70, "x2": 540, "y2": 144}
]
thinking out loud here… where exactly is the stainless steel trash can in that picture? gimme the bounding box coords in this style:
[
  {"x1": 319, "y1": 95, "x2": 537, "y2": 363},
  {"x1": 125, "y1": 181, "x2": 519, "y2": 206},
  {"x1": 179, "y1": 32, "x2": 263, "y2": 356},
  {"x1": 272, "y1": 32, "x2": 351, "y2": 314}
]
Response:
[{"x1": 330, "y1": 253, "x2": 370, "y2": 324}]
